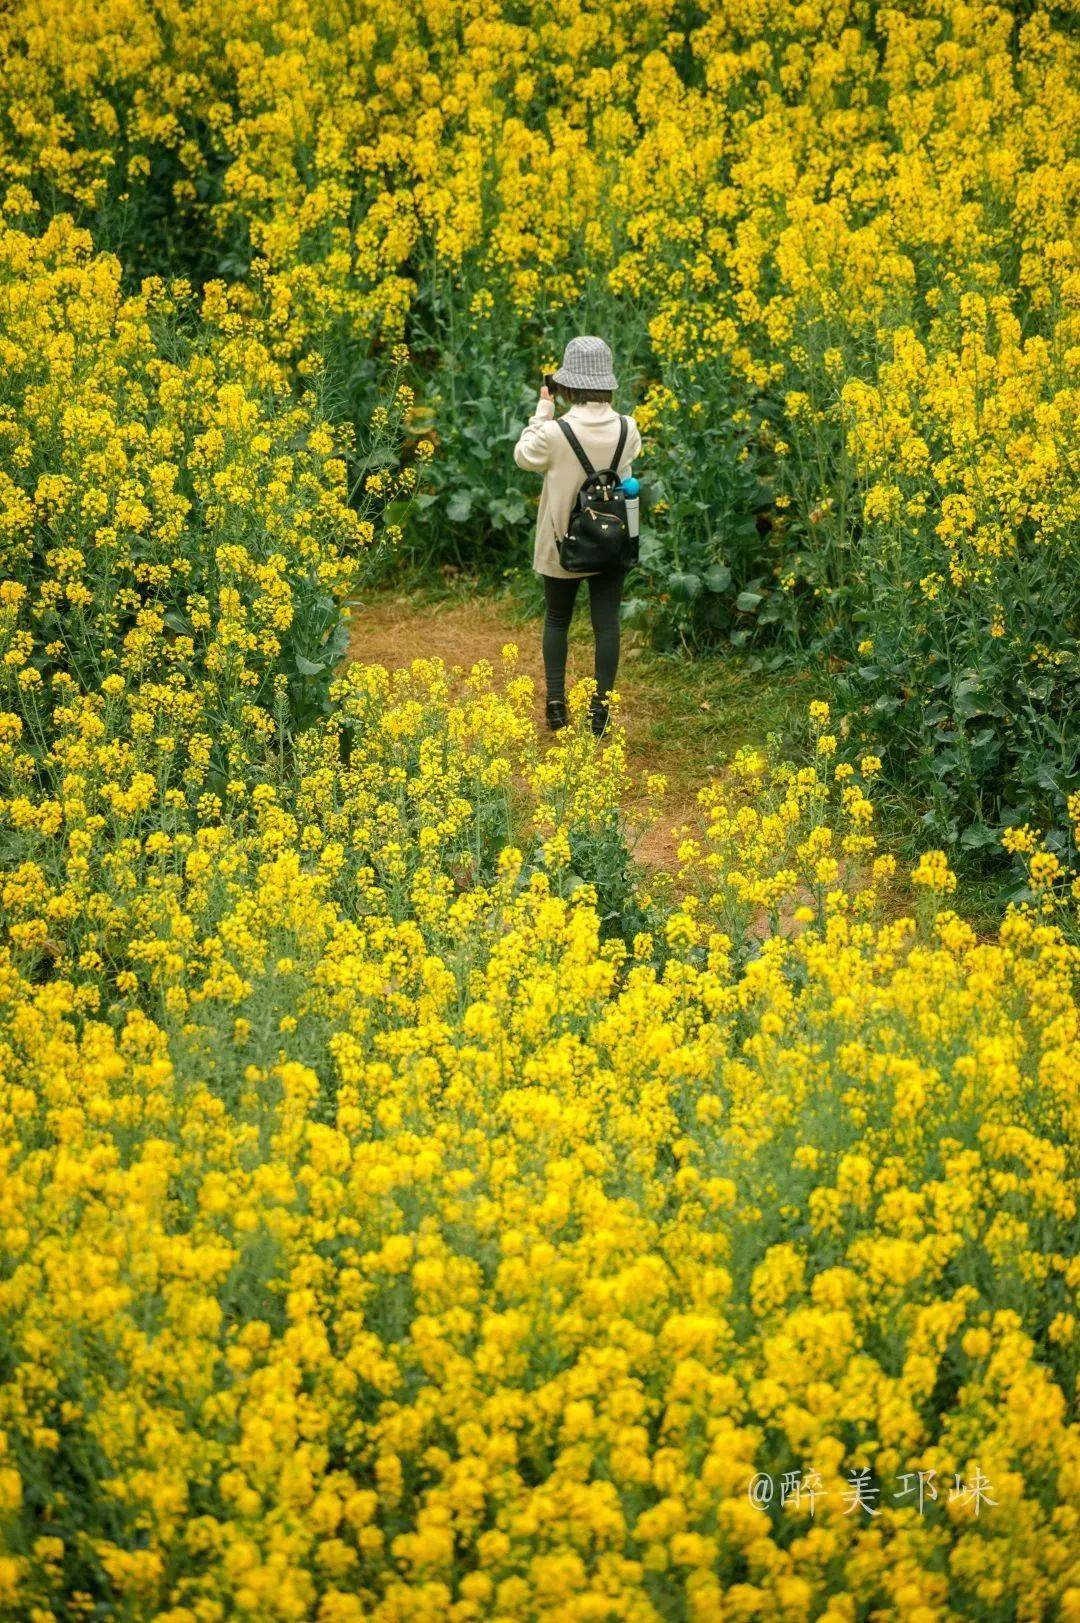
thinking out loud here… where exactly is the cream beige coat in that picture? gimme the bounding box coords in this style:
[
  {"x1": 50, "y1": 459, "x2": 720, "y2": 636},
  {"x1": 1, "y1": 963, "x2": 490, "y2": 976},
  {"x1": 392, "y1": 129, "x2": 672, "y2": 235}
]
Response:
[{"x1": 513, "y1": 397, "x2": 642, "y2": 579}]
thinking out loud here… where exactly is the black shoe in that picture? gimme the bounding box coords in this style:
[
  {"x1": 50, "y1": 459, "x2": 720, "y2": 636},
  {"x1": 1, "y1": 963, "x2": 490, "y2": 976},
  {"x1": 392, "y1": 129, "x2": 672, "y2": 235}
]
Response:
[
  {"x1": 545, "y1": 698, "x2": 568, "y2": 732},
  {"x1": 589, "y1": 699, "x2": 610, "y2": 739}
]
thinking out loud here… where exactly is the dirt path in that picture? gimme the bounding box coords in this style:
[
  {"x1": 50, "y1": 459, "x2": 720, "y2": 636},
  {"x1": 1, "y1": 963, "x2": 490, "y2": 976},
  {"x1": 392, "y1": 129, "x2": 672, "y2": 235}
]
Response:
[
  {"x1": 345, "y1": 589, "x2": 929, "y2": 929},
  {"x1": 346, "y1": 591, "x2": 706, "y2": 867}
]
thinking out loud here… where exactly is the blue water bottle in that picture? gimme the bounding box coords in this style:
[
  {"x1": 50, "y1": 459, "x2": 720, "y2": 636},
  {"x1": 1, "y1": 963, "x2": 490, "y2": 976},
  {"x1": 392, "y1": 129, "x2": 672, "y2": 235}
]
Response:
[{"x1": 621, "y1": 476, "x2": 640, "y2": 540}]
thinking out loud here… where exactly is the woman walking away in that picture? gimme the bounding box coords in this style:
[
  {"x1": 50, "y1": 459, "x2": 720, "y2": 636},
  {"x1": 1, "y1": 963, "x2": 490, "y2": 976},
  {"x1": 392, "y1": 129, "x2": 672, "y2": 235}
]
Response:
[{"x1": 513, "y1": 336, "x2": 642, "y2": 738}]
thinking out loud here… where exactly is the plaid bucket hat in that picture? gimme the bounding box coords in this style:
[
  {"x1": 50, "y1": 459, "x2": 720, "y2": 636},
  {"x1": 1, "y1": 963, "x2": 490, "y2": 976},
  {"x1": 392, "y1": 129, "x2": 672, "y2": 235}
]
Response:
[{"x1": 551, "y1": 335, "x2": 618, "y2": 390}]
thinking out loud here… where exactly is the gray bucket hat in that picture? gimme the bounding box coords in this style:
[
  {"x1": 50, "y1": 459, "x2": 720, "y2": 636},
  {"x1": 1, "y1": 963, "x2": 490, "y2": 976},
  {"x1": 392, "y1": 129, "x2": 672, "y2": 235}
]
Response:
[{"x1": 551, "y1": 335, "x2": 618, "y2": 390}]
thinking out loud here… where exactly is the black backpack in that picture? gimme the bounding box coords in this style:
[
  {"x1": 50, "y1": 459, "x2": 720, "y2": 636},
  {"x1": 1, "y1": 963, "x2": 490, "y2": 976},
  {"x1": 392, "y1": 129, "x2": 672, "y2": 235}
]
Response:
[{"x1": 556, "y1": 416, "x2": 634, "y2": 573}]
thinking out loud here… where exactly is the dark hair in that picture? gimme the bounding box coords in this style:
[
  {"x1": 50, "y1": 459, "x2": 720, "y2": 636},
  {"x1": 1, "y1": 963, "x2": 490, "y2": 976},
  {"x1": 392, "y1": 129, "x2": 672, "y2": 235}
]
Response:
[{"x1": 556, "y1": 384, "x2": 613, "y2": 404}]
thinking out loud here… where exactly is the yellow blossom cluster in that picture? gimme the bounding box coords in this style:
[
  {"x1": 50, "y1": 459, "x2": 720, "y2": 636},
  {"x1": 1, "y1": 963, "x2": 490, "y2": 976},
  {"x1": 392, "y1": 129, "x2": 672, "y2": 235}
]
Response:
[{"x1": 2, "y1": 626, "x2": 1080, "y2": 1614}]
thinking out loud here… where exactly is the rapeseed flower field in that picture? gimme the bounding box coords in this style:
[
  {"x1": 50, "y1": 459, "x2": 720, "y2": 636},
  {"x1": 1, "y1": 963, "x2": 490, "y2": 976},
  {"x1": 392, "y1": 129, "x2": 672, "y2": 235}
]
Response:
[
  {"x1": 5, "y1": 0, "x2": 1075, "y2": 844},
  {"x1": 0, "y1": 2, "x2": 1078, "y2": 1618}
]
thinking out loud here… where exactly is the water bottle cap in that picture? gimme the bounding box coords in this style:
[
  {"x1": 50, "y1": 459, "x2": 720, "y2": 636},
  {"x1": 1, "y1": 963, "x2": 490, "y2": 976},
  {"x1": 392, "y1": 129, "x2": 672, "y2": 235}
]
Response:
[{"x1": 621, "y1": 476, "x2": 640, "y2": 496}]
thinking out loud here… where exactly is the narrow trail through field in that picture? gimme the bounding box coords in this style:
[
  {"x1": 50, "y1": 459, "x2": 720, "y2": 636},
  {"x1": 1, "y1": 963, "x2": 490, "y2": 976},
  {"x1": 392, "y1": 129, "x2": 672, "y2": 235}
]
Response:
[
  {"x1": 347, "y1": 589, "x2": 729, "y2": 868},
  {"x1": 347, "y1": 588, "x2": 932, "y2": 926}
]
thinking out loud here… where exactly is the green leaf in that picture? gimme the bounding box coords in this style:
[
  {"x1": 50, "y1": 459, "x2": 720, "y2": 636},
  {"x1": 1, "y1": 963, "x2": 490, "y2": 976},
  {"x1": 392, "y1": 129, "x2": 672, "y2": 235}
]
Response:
[
  {"x1": 953, "y1": 675, "x2": 986, "y2": 720},
  {"x1": 702, "y1": 563, "x2": 732, "y2": 594},
  {"x1": 325, "y1": 621, "x2": 351, "y2": 663},
  {"x1": 379, "y1": 498, "x2": 411, "y2": 527},
  {"x1": 361, "y1": 447, "x2": 399, "y2": 471},
  {"x1": 489, "y1": 495, "x2": 528, "y2": 526},
  {"x1": 446, "y1": 491, "x2": 472, "y2": 523},
  {"x1": 295, "y1": 655, "x2": 326, "y2": 677},
  {"x1": 735, "y1": 590, "x2": 763, "y2": 612},
  {"x1": 668, "y1": 571, "x2": 702, "y2": 601},
  {"x1": 960, "y1": 823, "x2": 999, "y2": 849}
]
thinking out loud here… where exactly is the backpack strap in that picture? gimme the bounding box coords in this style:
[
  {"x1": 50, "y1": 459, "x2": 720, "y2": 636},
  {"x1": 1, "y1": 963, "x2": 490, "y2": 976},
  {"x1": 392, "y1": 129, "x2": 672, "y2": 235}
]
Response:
[
  {"x1": 556, "y1": 419, "x2": 595, "y2": 479},
  {"x1": 558, "y1": 414, "x2": 629, "y2": 476},
  {"x1": 611, "y1": 414, "x2": 628, "y2": 472}
]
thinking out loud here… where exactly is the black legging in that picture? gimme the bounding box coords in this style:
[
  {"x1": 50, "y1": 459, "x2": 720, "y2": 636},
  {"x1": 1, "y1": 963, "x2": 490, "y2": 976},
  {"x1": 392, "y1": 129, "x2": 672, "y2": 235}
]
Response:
[{"x1": 542, "y1": 566, "x2": 626, "y2": 706}]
